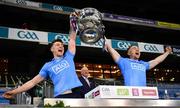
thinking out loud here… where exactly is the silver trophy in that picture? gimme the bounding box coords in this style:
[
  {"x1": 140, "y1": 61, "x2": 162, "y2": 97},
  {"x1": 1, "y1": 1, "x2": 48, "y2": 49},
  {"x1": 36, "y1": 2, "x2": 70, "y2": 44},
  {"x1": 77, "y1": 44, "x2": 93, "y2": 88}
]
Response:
[{"x1": 77, "y1": 8, "x2": 105, "y2": 44}]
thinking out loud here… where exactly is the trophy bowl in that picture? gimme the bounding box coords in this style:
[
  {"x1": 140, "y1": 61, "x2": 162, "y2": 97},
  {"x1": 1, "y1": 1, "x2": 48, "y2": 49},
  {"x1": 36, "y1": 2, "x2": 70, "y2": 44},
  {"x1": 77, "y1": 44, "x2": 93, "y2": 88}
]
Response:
[{"x1": 77, "y1": 8, "x2": 105, "y2": 44}]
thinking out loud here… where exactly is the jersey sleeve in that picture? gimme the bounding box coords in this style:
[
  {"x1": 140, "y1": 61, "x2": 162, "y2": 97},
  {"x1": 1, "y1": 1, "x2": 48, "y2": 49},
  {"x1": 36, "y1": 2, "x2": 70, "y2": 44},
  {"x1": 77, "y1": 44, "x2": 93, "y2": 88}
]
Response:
[
  {"x1": 116, "y1": 57, "x2": 126, "y2": 71},
  {"x1": 141, "y1": 60, "x2": 150, "y2": 71},
  {"x1": 39, "y1": 63, "x2": 48, "y2": 79},
  {"x1": 64, "y1": 50, "x2": 75, "y2": 60}
]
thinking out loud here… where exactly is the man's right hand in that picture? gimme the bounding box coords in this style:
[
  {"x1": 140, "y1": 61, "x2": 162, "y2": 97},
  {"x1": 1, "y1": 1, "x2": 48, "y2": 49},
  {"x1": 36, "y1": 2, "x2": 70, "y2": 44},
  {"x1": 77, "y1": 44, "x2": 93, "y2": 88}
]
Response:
[
  {"x1": 2, "y1": 91, "x2": 14, "y2": 99},
  {"x1": 69, "y1": 11, "x2": 80, "y2": 33}
]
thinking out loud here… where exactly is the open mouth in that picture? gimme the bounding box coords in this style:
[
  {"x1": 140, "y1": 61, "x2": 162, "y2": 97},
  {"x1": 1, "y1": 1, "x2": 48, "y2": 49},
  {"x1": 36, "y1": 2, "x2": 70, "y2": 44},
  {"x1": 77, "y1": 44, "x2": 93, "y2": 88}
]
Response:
[
  {"x1": 58, "y1": 49, "x2": 62, "y2": 52},
  {"x1": 135, "y1": 52, "x2": 139, "y2": 55}
]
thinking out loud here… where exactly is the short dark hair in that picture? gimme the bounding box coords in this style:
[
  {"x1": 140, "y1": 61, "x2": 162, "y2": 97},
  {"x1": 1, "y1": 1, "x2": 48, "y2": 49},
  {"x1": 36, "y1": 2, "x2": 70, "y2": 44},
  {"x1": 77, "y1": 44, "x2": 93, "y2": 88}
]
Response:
[{"x1": 49, "y1": 39, "x2": 63, "y2": 48}]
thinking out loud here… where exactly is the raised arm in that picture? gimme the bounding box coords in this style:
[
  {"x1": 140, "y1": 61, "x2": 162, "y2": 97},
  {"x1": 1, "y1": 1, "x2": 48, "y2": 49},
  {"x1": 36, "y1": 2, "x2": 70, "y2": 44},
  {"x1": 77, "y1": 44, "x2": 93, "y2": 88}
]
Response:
[
  {"x1": 149, "y1": 46, "x2": 172, "y2": 69},
  {"x1": 68, "y1": 31, "x2": 77, "y2": 55},
  {"x1": 105, "y1": 38, "x2": 121, "y2": 62},
  {"x1": 3, "y1": 74, "x2": 44, "y2": 99}
]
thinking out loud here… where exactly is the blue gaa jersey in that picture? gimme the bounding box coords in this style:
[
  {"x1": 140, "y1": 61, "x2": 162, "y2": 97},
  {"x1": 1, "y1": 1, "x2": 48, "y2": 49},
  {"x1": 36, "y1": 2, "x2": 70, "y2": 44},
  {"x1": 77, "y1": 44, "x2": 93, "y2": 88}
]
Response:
[
  {"x1": 39, "y1": 50, "x2": 82, "y2": 97},
  {"x1": 116, "y1": 57, "x2": 150, "y2": 86}
]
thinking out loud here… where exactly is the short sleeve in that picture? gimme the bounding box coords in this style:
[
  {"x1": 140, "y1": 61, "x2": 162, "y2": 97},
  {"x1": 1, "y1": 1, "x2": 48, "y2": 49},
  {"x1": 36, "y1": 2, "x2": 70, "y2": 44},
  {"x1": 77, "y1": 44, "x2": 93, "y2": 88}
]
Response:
[
  {"x1": 116, "y1": 57, "x2": 126, "y2": 71},
  {"x1": 140, "y1": 60, "x2": 150, "y2": 70},
  {"x1": 39, "y1": 63, "x2": 48, "y2": 79},
  {"x1": 64, "y1": 50, "x2": 75, "y2": 60}
]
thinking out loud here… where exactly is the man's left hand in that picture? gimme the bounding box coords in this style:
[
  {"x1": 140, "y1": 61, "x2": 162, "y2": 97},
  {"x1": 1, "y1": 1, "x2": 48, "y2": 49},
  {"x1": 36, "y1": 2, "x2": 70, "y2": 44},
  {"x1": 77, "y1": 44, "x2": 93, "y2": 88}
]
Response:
[{"x1": 165, "y1": 46, "x2": 172, "y2": 54}]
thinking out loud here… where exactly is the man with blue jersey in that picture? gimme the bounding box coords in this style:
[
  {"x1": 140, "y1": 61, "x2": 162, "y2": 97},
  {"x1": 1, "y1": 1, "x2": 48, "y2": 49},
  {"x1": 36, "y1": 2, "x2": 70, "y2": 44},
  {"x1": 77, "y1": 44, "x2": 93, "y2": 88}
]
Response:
[
  {"x1": 3, "y1": 12, "x2": 82, "y2": 98},
  {"x1": 104, "y1": 39, "x2": 172, "y2": 86}
]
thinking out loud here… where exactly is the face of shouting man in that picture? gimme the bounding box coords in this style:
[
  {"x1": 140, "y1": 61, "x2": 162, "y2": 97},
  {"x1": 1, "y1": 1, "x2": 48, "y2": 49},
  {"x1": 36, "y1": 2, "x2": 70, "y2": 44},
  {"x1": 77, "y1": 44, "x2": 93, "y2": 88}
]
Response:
[
  {"x1": 127, "y1": 46, "x2": 141, "y2": 60},
  {"x1": 50, "y1": 39, "x2": 64, "y2": 58}
]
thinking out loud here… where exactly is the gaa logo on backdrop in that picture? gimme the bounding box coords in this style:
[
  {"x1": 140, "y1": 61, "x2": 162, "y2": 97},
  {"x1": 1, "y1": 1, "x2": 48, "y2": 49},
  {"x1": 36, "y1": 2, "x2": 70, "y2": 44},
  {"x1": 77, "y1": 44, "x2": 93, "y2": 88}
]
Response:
[
  {"x1": 173, "y1": 47, "x2": 180, "y2": 53},
  {"x1": 172, "y1": 47, "x2": 180, "y2": 56},
  {"x1": 144, "y1": 44, "x2": 159, "y2": 52},
  {"x1": 55, "y1": 34, "x2": 69, "y2": 44},
  {"x1": 17, "y1": 31, "x2": 39, "y2": 40},
  {"x1": 138, "y1": 42, "x2": 164, "y2": 53},
  {"x1": 53, "y1": 6, "x2": 63, "y2": 11},
  {"x1": 16, "y1": 0, "x2": 27, "y2": 5},
  {"x1": 117, "y1": 41, "x2": 131, "y2": 50}
]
